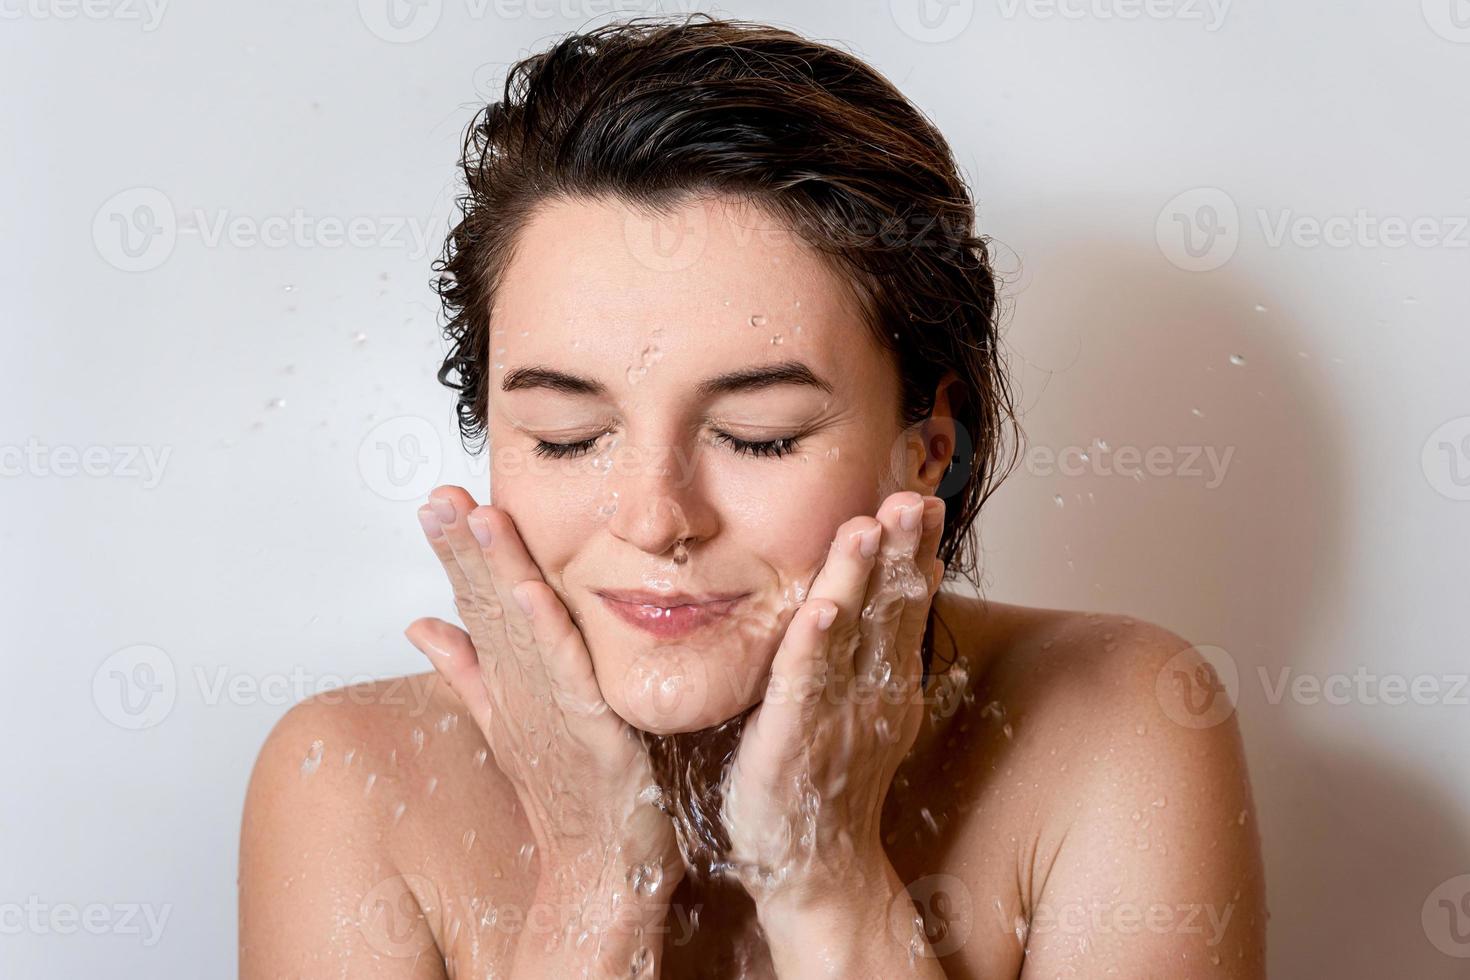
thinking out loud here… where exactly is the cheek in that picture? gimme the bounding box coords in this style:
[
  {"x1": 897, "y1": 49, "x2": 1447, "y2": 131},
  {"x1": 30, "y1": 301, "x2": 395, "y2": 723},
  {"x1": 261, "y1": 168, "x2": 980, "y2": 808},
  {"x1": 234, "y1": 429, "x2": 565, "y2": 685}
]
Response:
[
  {"x1": 489, "y1": 450, "x2": 605, "y2": 581},
  {"x1": 706, "y1": 449, "x2": 888, "y2": 578}
]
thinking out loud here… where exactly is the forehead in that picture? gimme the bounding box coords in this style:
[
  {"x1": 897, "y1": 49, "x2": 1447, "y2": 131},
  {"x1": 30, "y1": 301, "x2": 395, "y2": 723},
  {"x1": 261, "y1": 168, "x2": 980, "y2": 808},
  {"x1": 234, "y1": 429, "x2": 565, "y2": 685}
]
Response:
[{"x1": 489, "y1": 193, "x2": 884, "y2": 382}]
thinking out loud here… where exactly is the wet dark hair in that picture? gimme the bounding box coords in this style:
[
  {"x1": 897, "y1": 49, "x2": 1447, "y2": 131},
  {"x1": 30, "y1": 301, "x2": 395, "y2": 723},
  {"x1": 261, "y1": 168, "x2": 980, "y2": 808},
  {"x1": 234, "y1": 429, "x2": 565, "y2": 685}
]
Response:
[{"x1": 434, "y1": 14, "x2": 1019, "y2": 678}]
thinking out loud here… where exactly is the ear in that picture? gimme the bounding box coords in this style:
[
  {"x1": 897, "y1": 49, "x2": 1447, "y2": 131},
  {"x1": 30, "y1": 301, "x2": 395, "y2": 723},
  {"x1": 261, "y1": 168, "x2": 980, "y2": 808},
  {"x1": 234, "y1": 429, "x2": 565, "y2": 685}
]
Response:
[{"x1": 906, "y1": 372, "x2": 960, "y2": 495}]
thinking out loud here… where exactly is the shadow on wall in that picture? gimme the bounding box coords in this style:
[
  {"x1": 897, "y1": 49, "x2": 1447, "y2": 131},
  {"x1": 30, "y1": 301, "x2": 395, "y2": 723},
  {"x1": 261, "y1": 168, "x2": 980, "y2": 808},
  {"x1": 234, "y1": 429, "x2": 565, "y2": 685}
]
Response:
[{"x1": 977, "y1": 233, "x2": 1470, "y2": 978}]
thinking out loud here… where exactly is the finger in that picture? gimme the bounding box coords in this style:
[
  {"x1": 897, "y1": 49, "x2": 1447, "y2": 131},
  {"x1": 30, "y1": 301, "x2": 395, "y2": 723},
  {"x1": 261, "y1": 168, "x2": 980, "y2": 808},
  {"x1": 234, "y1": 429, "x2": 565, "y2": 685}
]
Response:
[
  {"x1": 417, "y1": 496, "x2": 485, "y2": 632},
  {"x1": 404, "y1": 616, "x2": 494, "y2": 729},
  {"x1": 875, "y1": 490, "x2": 927, "y2": 561},
  {"x1": 801, "y1": 515, "x2": 883, "y2": 680},
  {"x1": 894, "y1": 496, "x2": 946, "y2": 669},
  {"x1": 511, "y1": 579, "x2": 618, "y2": 733},
  {"x1": 427, "y1": 486, "x2": 509, "y2": 629},
  {"x1": 464, "y1": 504, "x2": 561, "y2": 674},
  {"x1": 742, "y1": 598, "x2": 841, "y2": 771},
  {"x1": 849, "y1": 491, "x2": 925, "y2": 679}
]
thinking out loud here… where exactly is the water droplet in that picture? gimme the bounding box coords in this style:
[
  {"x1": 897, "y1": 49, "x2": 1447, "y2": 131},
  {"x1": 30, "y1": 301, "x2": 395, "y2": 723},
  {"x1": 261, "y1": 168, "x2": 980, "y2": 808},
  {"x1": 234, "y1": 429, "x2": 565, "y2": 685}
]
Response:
[
  {"x1": 363, "y1": 772, "x2": 377, "y2": 797},
  {"x1": 391, "y1": 802, "x2": 407, "y2": 826},
  {"x1": 1053, "y1": 495, "x2": 1065, "y2": 508},
  {"x1": 463, "y1": 828, "x2": 477, "y2": 852},
  {"x1": 628, "y1": 862, "x2": 663, "y2": 897},
  {"x1": 919, "y1": 807, "x2": 940, "y2": 836},
  {"x1": 472, "y1": 747, "x2": 488, "y2": 768},
  {"x1": 282, "y1": 283, "x2": 295, "y2": 293},
  {"x1": 748, "y1": 314, "x2": 766, "y2": 328},
  {"x1": 1229, "y1": 354, "x2": 1247, "y2": 367},
  {"x1": 300, "y1": 740, "x2": 323, "y2": 776},
  {"x1": 770, "y1": 333, "x2": 783, "y2": 345},
  {"x1": 267, "y1": 397, "x2": 286, "y2": 410},
  {"x1": 1238, "y1": 809, "x2": 1248, "y2": 825},
  {"x1": 1191, "y1": 407, "x2": 1204, "y2": 418},
  {"x1": 1253, "y1": 304, "x2": 1267, "y2": 313},
  {"x1": 351, "y1": 331, "x2": 367, "y2": 345},
  {"x1": 425, "y1": 776, "x2": 438, "y2": 798}
]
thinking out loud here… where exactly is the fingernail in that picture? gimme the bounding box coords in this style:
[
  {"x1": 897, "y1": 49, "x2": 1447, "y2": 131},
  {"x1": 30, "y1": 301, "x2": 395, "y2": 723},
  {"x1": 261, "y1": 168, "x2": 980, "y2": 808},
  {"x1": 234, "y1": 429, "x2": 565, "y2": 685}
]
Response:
[
  {"x1": 468, "y1": 515, "x2": 492, "y2": 549},
  {"x1": 429, "y1": 496, "x2": 456, "y2": 523},
  {"x1": 858, "y1": 524, "x2": 881, "y2": 558},
  {"x1": 814, "y1": 604, "x2": 838, "y2": 630},
  {"x1": 417, "y1": 506, "x2": 444, "y2": 539},
  {"x1": 900, "y1": 502, "x2": 922, "y2": 532},
  {"x1": 512, "y1": 584, "x2": 534, "y2": 618}
]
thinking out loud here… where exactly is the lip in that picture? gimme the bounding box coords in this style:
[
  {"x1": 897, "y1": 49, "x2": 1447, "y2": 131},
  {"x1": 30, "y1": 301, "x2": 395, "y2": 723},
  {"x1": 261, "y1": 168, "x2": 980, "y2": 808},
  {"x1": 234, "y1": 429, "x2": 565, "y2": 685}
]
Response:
[{"x1": 594, "y1": 589, "x2": 746, "y2": 639}]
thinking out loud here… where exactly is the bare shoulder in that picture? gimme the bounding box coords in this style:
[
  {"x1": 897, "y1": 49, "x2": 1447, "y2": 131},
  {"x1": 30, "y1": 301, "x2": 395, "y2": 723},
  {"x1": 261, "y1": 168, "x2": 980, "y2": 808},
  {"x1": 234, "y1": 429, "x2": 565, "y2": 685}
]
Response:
[
  {"x1": 907, "y1": 596, "x2": 1266, "y2": 978},
  {"x1": 240, "y1": 672, "x2": 529, "y2": 978}
]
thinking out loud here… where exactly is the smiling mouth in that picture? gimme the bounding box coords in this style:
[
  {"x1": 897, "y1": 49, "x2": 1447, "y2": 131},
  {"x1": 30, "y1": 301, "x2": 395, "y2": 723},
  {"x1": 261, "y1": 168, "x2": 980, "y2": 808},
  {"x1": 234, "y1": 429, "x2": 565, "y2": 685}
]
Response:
[{"x1": 594, "y1": 590, "x2": 745, "y2": 639}]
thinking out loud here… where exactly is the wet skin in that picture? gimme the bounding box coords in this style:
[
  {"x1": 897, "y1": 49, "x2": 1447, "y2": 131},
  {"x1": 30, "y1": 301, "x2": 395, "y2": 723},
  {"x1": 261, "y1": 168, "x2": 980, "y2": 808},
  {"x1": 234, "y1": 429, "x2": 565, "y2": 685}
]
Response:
[{"x1": 239, "y1": 195, "x2": 1267, "y2": 979}]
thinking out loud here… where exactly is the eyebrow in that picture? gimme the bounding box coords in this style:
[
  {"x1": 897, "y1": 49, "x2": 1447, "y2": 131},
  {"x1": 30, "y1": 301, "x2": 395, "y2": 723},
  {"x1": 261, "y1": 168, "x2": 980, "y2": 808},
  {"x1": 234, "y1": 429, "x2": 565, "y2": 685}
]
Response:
[{"x1": 500, "y1": 360, "x2": 835, "y2": 399}]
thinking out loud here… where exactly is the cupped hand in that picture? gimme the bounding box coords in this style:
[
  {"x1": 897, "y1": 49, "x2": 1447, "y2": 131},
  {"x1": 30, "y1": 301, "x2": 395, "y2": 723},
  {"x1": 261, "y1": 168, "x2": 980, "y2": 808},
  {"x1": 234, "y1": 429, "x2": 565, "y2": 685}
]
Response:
[
  {"x1": 718, "y1": 489, "x2": 945, "y2": 906},
  {"x1": 405, "y1": 485, "x2": 681, "y2": 906}
]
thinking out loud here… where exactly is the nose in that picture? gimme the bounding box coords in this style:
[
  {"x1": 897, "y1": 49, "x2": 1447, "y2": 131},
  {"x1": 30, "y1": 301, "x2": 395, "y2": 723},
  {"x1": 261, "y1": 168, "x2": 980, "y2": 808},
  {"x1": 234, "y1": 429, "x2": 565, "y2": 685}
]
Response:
[{"x1": 604, "y1": 440, "x2": 715, "y2": 557}]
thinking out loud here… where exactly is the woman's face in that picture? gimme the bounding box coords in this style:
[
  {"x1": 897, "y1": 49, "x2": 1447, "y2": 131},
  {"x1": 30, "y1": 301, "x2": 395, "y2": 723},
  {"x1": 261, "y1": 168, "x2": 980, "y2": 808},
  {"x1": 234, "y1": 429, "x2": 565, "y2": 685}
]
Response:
[{"x1": 486, "y1": 193, "x2": 944, "y2": 733}]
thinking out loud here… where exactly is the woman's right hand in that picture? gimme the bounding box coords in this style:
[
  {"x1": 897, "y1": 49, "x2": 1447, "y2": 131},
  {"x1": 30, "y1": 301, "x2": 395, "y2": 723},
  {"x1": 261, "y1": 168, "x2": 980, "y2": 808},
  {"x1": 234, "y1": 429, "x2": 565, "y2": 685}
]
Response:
[{"x1": 405, "y1": 485, "x2": 682, "y2": 973}]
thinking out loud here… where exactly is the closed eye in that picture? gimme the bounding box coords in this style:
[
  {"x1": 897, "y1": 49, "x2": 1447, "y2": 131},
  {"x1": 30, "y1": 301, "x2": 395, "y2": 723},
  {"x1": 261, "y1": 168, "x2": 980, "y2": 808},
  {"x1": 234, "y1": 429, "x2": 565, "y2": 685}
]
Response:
[{"x1": 531, "y1": 430, "x2": 804, "y2": 460}]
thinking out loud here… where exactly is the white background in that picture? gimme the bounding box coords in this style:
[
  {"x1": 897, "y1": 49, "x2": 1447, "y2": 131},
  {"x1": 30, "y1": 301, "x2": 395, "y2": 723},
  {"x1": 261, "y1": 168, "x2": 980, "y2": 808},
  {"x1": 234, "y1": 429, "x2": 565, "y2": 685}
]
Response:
[{"x1": 4, "y1": 0, "x2": 1469, "y2": 976}]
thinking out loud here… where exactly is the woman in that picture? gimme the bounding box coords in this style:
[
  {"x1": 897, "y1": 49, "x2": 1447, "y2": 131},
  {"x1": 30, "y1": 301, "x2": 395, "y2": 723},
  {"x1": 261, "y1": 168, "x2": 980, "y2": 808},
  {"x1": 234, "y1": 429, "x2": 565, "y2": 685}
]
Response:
[{"x1": 239, "y1": 16, "x2": 1265, "y2": 978}]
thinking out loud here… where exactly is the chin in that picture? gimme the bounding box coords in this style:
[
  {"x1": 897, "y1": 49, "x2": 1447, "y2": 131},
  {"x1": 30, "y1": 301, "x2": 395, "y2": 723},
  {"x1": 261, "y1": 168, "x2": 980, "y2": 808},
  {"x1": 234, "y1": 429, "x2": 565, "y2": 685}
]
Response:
[{"x1": 594, "y1": 644, "x2": 765, "y2": 735}]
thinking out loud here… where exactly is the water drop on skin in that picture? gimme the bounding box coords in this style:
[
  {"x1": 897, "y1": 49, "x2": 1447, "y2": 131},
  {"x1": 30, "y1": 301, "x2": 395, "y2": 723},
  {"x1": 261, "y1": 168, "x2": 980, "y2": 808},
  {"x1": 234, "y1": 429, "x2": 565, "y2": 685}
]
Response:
[
  {"x1": 363, "y1": 772, "x2": 377, "y2": 797},
  {"x1": 770, "y1": 334, "x2": 783, "y2": 345},
  {"x1": 300, "y1": 740, "x2": 324, "y2": 777},
  {"x1": 426, "y1": 777, "x2": 438, "y2": 798},
  {"x1": 1053, "y1": 495, "x2": 1065, "y2": 508},
  {"x1": 1253, "y1": 304, "x2": 1268, "y2": 313},
  {"x1": 463, "y1": 829, "x2": 477, "y2": 852},
  {"x1": 748, "y1": 314, "x2": 766, "y2": 328},
  {"x1": 1191, "y1": 407, "x2": 1204, "y2": 418},
  {"x1": 1229, "y1": 354, "x2": 1247, "y2": 367}
]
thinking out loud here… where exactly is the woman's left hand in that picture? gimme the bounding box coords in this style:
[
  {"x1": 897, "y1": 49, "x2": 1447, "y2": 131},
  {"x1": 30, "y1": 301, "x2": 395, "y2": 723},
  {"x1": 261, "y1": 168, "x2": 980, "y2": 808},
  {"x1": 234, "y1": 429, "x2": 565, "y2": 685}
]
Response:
[{"x1": 719, "y1": 489, "x2": 946, "y2": 909}]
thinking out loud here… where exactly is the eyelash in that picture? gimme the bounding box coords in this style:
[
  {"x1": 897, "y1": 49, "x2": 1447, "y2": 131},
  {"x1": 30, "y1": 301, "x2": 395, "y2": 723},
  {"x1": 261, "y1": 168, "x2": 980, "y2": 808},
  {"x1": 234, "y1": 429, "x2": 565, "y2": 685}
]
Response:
[{"x1": 531, "y1": 431, "x2": 803, "y2": 460}]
